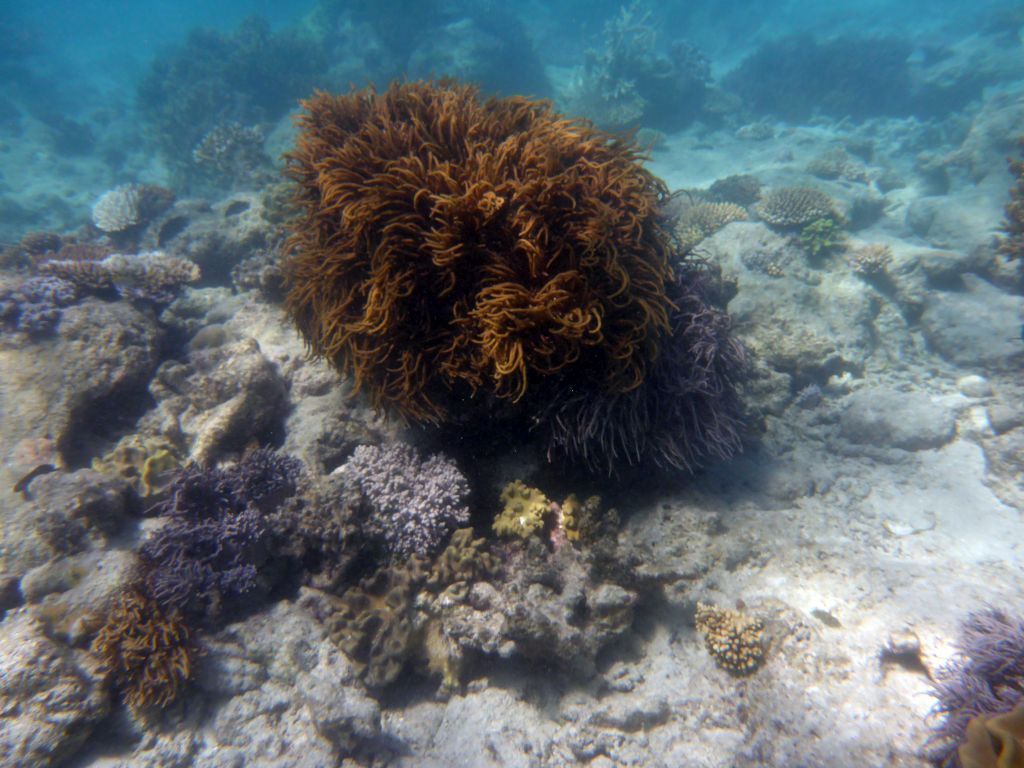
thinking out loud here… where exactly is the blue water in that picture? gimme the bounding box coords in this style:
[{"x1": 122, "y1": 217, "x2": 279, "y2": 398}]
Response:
[{"x1": 1, "y1": 0, "x2": 1018, "y2": 233}]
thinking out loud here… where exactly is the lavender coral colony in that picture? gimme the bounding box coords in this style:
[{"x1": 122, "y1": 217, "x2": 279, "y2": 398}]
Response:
[
  {"x1": 0, "y1": 276, "x2": 78, "y2": 335},
  {"x1": 339, "y1": 443, "x2": 470, "y2": 557}
]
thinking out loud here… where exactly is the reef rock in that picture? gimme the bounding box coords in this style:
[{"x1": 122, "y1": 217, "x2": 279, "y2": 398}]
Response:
[
  {"x1": 0, "y1": 298, "x2": 163, "y2": 473},
  {"x1": 705, "y1": 222, "x2": 883, "y2": 382},
  {"x1": 982, "y1": 427, "x2": 1024, "y2": 510},
  {"x1": 142, "y1": 192, "x2": 277, "y2": 286},
  {"x1": 0, "y1": 467, "x2": 135, "y2": 580},
  {"x1": 0, "y1": 613, "x2": 110, "y2": 767},
  {"x1": 22, "y1": 548, "x2": 138, "y2": 644},
  {"x1": 219, "y1": 299, "x2": 394, "y2": 472},
  {"x1": 905, "y1": 194, "x2": 1003, "y2": 254},
  {"x1": 144, "y1": 337, "x2": 288, "y2": 464},
  {"x1": 920, "y1": 274, "x2": 1024, "y2": 370},
  {"x1": 117, "y1": 600, "x2": 382, "y2": 767},
  {"x1": 442, "y1": 544, "x2": 640, "y2": 678}
]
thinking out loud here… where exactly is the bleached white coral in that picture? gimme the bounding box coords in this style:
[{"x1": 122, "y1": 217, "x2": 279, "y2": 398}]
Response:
[{"x1": 91, "y1": 184, "x2": 142, "y2": 233}]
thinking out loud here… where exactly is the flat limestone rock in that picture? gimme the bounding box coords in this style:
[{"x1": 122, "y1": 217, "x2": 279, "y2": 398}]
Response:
[
  {"x1": 920, "y1": 274, "x2": 1024, "y2": 370},
  {"x1": 839, "y1": 387, "x2": 956, "y2": 451}
]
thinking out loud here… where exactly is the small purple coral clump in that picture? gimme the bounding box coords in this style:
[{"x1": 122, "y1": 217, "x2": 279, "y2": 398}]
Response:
[
  {"x1": 140, "y1": 449, "x2": 302, "y2": 623},
  {"x1": 0, "y1": 276, "x2": 79, "y2": 336},
  {"x1": 341, "y1": 443, "x2": 470, "y2": 558},
  {"x1": 928, "y1": 609, "x2": 1024, "y2": 767}
]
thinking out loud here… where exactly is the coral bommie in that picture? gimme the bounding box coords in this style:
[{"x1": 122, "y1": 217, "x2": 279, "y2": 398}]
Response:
[{"x1": 283, "y1": 81, "x2": 676, "y2": 425}]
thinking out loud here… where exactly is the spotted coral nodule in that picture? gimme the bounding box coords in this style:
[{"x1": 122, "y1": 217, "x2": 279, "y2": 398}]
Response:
[
  {"x1": 283, "y1": 80, "x2": 745, "y2": 474},
  {"x1": 695, "y1": 601, "x2": 765, "y2": 676}
]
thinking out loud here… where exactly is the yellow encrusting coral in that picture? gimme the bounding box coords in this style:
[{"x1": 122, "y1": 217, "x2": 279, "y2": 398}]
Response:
[
  {"x1": 90, "y1": 588, "x2": 195, "y2": 710},
  {"x1": 561, "y1": 494, "x2": 617, "y2": 544},
  {"x1": 92, "y1": 435, "x2": 181, "y2": 496},
  {"x1": 493, "y1": 481, "x2": 551, "y2": 539},
  {"x1": 695, "y1": 602, "x2": 765, "y2": 676}
]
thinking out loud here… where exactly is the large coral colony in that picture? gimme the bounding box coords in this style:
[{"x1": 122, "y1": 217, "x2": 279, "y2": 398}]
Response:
[{"x1": 283, "y1": 80, "x2": 745, "y2": 474}]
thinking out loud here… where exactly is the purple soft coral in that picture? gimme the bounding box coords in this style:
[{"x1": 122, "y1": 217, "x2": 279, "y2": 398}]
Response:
[
  {"x1": 340, "y1": 442, "x2": 470, "y2": 558},
  {"x1": 927, "y1": 609, "x2": 1024, "y2": 767},
  {"x1": 141, "y1": 506, "x2": 267, "y2": 619},
  {"x1": 140, "y1": 449, "x2": 302, "y2": 623}
]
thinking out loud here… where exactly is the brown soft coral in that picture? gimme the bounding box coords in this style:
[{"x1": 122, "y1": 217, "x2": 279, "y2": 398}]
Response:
[
  {"x1": 90, "y1": 588, "x2": 195, "y2": 710},
  {"x1": 997, "y1": 137, "x2": 1024, "y2": 263},
  {"x1": 283, "y1": 81, "x2": 676, "y2": 424}
]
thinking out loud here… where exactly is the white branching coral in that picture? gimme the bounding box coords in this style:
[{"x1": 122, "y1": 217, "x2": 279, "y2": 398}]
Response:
[{"x1": 91, "y1": 184, "x2": 142, "y2": 233}]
